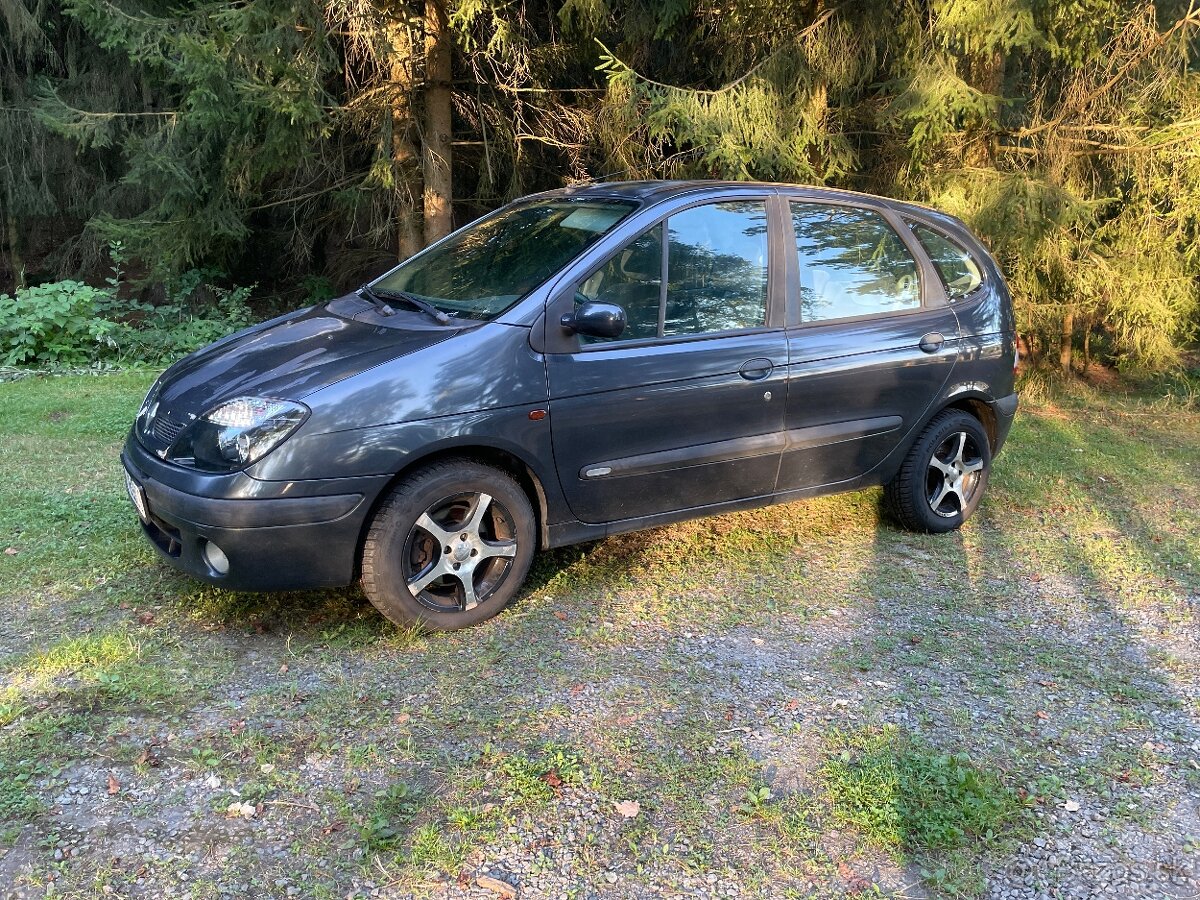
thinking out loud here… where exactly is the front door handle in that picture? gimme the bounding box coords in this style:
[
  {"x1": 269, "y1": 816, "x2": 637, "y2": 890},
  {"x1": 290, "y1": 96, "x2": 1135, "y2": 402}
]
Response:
[
  {"x1": 739, "y1": 358, "x2": 774, "y2": 381},
  {"x1": 918, "y1": 332, "x2": 945, "y2": 354}
]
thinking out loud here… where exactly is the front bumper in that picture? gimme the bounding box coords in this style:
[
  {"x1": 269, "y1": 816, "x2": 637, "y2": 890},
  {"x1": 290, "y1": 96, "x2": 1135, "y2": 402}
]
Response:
[{"x1": 121, "y1": 436, "x2": 375, "y2": 591}]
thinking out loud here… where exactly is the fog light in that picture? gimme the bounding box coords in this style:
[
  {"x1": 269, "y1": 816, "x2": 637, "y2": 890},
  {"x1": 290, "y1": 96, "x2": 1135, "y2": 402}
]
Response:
[{"x1": 202, "y1": 540, "x2": 230, "y2": 576}]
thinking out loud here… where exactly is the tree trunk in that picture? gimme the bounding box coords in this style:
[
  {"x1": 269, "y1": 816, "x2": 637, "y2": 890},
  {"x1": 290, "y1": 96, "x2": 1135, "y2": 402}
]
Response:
[
  {"x1": 1082, "y1": 317, "x2": 1092, "y2": 372},
  {"x1": 2, "y1": 193, "x2": 23, "y2": 290},
  {"x1": 422, "y1": 0, "x2": 453, "y2": 243},
  {"x1": 1059, "y1": 310, "x2": 1074, "y2": 372},
  {"x1": 386, "y1": 16, "x2": 423, "y2": 260}
]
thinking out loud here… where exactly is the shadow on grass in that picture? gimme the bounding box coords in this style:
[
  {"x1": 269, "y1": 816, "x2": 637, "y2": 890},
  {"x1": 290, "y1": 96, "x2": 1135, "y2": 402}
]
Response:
[
  {"x1": 10, "y1": 372, "x2": 1196, "y2": 897},
  {"x1": 150, "y1": 567, "x2": 378, "y2": 634},
  {"x1": 827, "y1": 403, "x2": 1200, "y2": 892}
]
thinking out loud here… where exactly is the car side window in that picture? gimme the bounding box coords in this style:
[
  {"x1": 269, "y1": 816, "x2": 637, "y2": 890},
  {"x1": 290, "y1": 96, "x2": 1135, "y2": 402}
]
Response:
[
  {"x1": 663, "y1": 201, "x2": 769, "y2": 336},
  {"x1": 790, "y1": 202, "x2": 921, "y2": 323},
  {"x1": 575, "y1": 201, "x2": 769, "y2": 345},
  {"x1": 576, "y1": 224, "x2": 663, "y2": 345},
  {"x1": 910, "y1": 223, "x2": 983, "y2": 300}
]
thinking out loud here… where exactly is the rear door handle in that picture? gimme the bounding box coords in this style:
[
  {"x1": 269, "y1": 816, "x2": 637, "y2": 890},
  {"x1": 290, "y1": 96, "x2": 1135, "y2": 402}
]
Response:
[
  {"x1": 918, "y1": 332, "x2": 945, "y2": 354},
  {"x1": 739, "y1": 358, "x2": 774, "y2": 381}
]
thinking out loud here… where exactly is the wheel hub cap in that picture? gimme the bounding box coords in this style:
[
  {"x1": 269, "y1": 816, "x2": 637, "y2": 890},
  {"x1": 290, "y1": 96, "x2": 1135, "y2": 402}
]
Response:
[{"x1": 404, "y1": 492, "x2": 519, "y2": 612}]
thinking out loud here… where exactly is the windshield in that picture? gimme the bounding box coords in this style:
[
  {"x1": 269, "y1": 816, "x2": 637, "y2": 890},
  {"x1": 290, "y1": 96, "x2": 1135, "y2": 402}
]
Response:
[{"x1": 373, "y1": 198, "x2": 638, "y2": 321}]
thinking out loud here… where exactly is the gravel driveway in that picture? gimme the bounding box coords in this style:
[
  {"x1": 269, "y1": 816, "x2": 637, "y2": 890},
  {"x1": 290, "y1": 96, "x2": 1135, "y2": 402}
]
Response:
[{"x1": 1, "y1": 377, "x2": 1197, "y2": 899}]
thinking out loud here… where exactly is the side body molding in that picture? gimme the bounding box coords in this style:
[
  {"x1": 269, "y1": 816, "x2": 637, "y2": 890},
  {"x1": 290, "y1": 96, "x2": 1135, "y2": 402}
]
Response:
[{"x1": 579, "y1": 415, "x2": 904, "y2": 482}]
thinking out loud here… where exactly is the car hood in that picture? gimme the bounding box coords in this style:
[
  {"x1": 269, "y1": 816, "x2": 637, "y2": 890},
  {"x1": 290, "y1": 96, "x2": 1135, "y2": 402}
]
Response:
[{"x1": 145, "y1": 298, "x2": 457, "y2": 436}]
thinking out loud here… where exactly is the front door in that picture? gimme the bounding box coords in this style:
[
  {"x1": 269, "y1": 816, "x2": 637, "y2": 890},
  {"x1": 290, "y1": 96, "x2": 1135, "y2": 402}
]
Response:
[
  {"x1": 546, "y1": 198, "x2": 789, "y2": 524},
  {"x1": 776, "y1": 199, "x2": 959, "y2": 491}
]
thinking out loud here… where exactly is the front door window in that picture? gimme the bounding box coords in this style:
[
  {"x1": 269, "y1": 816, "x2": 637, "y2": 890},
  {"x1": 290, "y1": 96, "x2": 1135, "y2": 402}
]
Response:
[
  {"x1": 575, "y1": 200, "x2": 770, "y2": 344},
  {"x1": 576, "y1": 225, "x2": 662, "y2": 344},
  {"x1": 664, "y1": 201, "x2": 769, "y2": 336}
]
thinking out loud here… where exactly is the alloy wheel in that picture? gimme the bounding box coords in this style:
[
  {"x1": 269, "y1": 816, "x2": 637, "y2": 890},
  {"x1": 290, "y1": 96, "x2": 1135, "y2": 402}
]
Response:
[
  {"x1": 926, "y1": 431, "x2": 985, "y2": 518},
  {"x1": 402, "y1": 492, "x2": 518, "y2": 612}
]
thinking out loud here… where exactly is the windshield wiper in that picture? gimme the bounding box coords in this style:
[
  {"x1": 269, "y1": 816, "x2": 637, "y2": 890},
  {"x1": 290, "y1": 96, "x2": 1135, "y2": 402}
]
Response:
[
  {"x1": 357, "y1": 283, "x2": 396, "y2": 317},
  {"x1": 373, "y1": 286, "x2": 451, "y2": 325}
]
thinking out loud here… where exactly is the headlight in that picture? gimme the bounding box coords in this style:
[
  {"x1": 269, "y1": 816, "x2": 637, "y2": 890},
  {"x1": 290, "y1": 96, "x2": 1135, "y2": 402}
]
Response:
[
  {"x1": 137, "y1": 379, "x2": 162, "y2": 441},
  {"x1": 168, "y1": 397, "x2": 308, "y2": 472}
]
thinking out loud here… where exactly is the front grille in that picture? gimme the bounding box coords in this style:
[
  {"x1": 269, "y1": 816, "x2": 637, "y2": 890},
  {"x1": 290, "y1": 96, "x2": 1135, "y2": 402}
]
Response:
[{"x1": 152, "y1": 415, "x2": 185, "y2": 445}]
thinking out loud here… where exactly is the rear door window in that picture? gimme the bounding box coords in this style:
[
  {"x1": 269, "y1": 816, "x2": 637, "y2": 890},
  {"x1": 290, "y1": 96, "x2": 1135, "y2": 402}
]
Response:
[{"x1": 790, "y1": 202, "x2": 921, "y2": 323}]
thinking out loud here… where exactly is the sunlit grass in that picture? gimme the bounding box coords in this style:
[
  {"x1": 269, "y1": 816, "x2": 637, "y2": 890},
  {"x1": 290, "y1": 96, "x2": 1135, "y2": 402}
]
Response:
[
  {"x1": 819, "y1": 725, "x2": 1024, "y2": 852},
  {"x1": 0, "y1": 371, "x2": 1197, "y2": 898},
  {"x1": 24, "y1": 631, "x2": 140, "y2": 678}
]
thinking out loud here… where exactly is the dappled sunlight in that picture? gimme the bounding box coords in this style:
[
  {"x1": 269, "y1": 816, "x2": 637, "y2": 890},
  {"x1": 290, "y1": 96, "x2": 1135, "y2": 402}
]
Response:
[{"x1": 2, "y1": 374, "x2": 1199, "y2": 898}]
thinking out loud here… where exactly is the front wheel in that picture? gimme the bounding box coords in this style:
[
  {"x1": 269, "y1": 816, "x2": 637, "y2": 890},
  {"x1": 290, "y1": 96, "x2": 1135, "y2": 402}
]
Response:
[
  {"x1": 361, "y1": 459, "x2": 536, "y2": 630},
  {"x1": 885, "y1": 410, "x2": 991, "y2": 533}
]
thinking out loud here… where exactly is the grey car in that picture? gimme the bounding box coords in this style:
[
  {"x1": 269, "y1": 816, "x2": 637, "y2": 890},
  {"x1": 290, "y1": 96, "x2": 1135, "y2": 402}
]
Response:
[{"x1": 122, "y1": 180, "x2": 1018, "y2": 629}]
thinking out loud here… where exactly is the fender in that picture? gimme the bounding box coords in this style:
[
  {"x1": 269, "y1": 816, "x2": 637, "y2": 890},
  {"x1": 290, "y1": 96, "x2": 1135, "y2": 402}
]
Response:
[{"x1": 874, "y1": 380, "x2": 1016, "y2": 487}]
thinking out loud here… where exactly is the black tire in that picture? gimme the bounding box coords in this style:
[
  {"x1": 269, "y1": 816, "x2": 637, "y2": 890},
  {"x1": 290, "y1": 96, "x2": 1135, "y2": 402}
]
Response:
[
  {"x1": 361, "y1": 458, "x2": 536, "y2": 630},
  {"x1": 885, "y1": 410, "x2": 991, "y2": 533}
]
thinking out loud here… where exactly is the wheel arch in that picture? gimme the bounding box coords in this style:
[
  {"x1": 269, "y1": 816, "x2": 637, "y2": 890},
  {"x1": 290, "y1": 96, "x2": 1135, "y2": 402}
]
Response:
[
  {"x1": 354, "y1": 443, "x2": 553, "y2": 576},
  {"x1": 940, "y1": 393, "x2": 999, "y2": 452},
  {"x1": 875, "y1": 389, "x2": 1001, "y2": 488}
]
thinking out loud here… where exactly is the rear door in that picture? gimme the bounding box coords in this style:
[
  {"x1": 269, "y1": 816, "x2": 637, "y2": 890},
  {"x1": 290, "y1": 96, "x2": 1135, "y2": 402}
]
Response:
[
  {"x1": 545, "y1": 194, "x2": 789, "y2": 524},
  {"x1": 777, "y1": 198, "x2": 959, "y2": 491}
]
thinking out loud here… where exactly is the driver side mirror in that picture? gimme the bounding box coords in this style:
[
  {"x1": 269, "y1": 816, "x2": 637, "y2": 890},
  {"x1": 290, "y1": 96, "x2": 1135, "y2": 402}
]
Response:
[{"x1": 560, "y1": 301, "x2": 626, "y2": 340}]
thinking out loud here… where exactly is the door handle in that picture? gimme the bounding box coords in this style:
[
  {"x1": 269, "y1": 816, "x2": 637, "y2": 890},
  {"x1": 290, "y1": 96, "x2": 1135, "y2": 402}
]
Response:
[
  {"x1": 918, "y1": 332, "x2": 945, "y2": 354},
  {"x1": 739, "y1": 358, "x2": 774, "y2": 381}
]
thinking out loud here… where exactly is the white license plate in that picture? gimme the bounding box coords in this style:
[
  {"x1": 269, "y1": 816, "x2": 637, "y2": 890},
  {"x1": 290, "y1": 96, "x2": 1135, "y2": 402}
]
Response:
[{"x1": 124, "y1": 469, "x2": 149, "y2": 522}]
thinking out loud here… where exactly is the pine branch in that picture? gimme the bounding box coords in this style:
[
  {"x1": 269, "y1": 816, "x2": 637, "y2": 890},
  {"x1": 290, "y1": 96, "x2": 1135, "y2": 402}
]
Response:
[
  {"x1": 491, "y1": 85, "x2": 607, "y2": 94},
  {"x1": 594, "y1": 7, "x2": 838, "y2": 97},
  {"x1": 1015, "y1": 2, "x2": 1200, "y2": 140},
  {"x1": 3, "y1": 104, "x2": 178, "y2": 119}
]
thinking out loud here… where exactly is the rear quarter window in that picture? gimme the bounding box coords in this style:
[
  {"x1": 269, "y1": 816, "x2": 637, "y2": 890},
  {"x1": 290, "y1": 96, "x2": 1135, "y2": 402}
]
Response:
[{"x1": 911, "y1": 223, "x2": 984, "y2": 301}]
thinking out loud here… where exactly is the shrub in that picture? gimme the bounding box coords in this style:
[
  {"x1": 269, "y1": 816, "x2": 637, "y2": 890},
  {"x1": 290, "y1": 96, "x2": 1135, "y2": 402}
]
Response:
[
  {"x1": 0, "y1": 250, "x2": 259, "y2": 368},
  {"x1": 122, "y1": 282, "x2": 256, "y2": 363},
  {"x1": 0, "y1": 281, "x2": 121, "y2": 367}
]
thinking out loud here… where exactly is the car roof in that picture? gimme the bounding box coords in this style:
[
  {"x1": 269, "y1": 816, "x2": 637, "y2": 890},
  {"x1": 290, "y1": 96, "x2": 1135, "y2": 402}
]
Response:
[
  {"x1": 533, "y1": 179, "x2": 929, "y2": 215},
  {"x1": 524, "y1": 179, "x2": 981, "y2": 249}
]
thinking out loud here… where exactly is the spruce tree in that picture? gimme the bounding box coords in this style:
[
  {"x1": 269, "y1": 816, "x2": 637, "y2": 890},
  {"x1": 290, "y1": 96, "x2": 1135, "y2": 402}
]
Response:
[{"x1": 590, "y1": 0, "x2": 1200, "y2": 372}]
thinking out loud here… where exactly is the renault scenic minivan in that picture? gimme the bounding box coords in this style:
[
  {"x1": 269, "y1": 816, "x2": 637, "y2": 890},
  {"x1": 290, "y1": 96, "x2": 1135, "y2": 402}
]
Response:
[{"x1": 122, "y1": 181, "x2": 1018, "y2": 629}]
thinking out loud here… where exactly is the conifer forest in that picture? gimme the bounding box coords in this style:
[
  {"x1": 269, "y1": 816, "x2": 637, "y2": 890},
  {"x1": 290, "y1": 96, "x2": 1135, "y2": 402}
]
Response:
[{"x1": 4, "y1": 0, "x2": 1200, "y2": 374}]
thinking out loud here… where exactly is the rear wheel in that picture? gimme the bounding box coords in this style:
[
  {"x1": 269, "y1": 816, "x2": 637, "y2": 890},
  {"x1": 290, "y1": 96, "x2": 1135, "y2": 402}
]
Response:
[
  {"x1": 885, "y1": 410, "x2": 991, "y2": 533},
  {"x1": 361, "y1": 459, "x2": 536, "y2": 630}
]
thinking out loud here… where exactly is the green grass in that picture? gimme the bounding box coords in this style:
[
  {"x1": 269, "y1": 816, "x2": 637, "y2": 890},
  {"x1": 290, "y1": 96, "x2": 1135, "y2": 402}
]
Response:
[
  {"x1": 3, "y1": 631, "x2": 184, "y2": 713},
  {"x1": 819, "y1": 725, "x2": 1023, "y2": 852},
  {"x1": 0, "y1": 370, "x2": 1197, "y2": 899},
  {"x1": 357, "y1": 781, "x2": 425, "y2": 854},
  {"x1": 817, "y1": 726, "x2": 1028, "y2": 896},
  {"x1": 0, "y1": 371, "x2": 155, "y2": 597}
]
